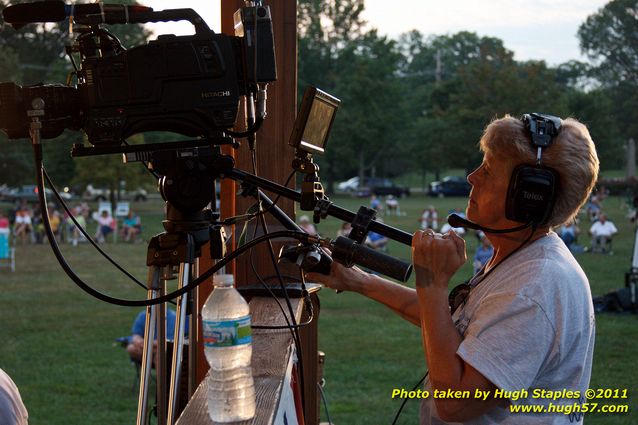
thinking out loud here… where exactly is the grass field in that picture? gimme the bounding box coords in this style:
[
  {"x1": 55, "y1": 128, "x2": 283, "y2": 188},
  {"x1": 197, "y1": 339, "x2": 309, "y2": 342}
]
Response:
[{"x1": 0, "y1": 194, "x2": 637, "y2": 424}]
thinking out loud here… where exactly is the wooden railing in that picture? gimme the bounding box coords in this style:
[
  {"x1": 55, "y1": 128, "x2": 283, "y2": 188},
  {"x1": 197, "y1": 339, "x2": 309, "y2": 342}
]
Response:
[{"x1": 177, "y1": 291, "x2": 320, "y2": 425}]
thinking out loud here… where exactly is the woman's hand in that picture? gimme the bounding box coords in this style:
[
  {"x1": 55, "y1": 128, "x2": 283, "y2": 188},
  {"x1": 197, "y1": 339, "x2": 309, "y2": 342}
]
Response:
[
  {"x1": 305, "y1": 261, "x2": 369, "y2": 293},
  {"x1": 412, "y1": 229, "x2": 466, "y2": 289}
]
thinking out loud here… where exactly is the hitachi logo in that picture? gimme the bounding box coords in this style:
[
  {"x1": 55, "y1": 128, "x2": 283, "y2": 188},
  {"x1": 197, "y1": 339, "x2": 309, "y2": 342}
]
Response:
[
  {"x1": 202, "y1": 90, "x2": 231, "y2": 98},
  {"x1": 523, "y1": 191, "x2": 543, "y2": 201}
]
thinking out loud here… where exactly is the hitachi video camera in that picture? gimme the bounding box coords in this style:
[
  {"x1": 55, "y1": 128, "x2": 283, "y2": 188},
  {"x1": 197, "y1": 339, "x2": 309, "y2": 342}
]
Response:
[{"x1": 0, "y1": 1, "x2": 276, "y2": 145}]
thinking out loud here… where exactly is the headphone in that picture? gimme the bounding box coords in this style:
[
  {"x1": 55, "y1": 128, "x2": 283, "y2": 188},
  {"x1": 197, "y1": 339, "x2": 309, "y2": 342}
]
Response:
[
  {"x1": 505, "y1": 113, "x2": 561, "y2": 225},
  {"x1": 447, "y1": 113, "x2": 562, "y2": 233}
]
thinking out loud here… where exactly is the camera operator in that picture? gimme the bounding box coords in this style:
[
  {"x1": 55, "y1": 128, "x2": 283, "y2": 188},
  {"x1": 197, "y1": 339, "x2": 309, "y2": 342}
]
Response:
[{"x1": 307, "y1": 116, "x2": 599, "y2": 424}]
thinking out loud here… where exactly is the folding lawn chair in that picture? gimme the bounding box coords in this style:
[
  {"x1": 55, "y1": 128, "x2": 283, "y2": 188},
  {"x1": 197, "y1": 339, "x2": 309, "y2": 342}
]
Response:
[{"x1": 0, "y1": 228, "x2": 15, "y2": 272}]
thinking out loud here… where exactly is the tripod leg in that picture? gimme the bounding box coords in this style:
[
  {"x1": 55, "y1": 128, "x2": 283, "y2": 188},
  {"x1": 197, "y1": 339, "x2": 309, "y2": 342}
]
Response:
[
  {"x1": 157, "y1": 270, "x2": 168, "y2": 425},
  {"x1": 136, "y1": 266, "x2": 161, "y2": 425},
  {"x1": 167, "y1": 262, "x2": 191, "y2": 425},
  {"x1": 188, "y1": 258, "x2": 199, "y2": 398}
]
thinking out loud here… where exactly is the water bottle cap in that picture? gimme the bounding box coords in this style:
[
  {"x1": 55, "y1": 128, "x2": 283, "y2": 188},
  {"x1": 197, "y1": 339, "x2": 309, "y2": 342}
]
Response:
[{"x1": 213, "y1": 274, "x2": 235, "y2": 287}]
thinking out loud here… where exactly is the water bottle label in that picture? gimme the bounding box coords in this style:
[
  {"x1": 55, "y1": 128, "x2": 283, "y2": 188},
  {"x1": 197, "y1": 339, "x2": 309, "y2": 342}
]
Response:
[{"x1": 203, "y1": 315, "x2": 252, "y2": 348}]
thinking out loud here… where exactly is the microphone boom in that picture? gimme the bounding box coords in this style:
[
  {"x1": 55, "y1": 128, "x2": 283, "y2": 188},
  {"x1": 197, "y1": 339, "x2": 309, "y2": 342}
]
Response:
[{"x1": 447, "y1": 213, "x2": 531, "y2": 234}]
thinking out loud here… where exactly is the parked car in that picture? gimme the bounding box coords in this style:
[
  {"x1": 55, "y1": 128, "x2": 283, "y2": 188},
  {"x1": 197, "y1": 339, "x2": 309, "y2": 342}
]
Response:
[
  {"x1": 0, "y1": 184, "x2": 11, "y2": 201},
  {"x1": 83, "y1": 184, "x2": 148, "y2": 202},
  {"x1": 3, "y1": 185, "x2": 72, "y2": 202},
  {"x1": 355, "y1": 178, "x2": 410, "y2": 198},
  {"x1": 428, "y1": 176, "x2": 471, "y2": 197},
  {"x1": 337, "y1": 176, "x2": 359, "y2": 192}
]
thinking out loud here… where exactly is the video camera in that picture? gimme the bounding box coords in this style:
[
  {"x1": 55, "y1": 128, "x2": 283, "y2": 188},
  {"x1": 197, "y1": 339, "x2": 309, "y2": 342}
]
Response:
[{"x1": 0, "y1": 1, "x2": 276, "y2": 145}]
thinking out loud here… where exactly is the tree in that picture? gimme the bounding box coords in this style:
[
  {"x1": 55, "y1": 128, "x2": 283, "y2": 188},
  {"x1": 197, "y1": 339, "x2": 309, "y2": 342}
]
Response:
[
  {"x1": 297, "y1": 0, "x2": 372, "y2": 191},
  {"x1": 578, "y1": 0, "x2": 638, "y2": 86},
  {"x1": 297, "y1": 0, "x2": 367, "y2": 95},
  {"x1": 399, "y1": 31, "x2": 533, "y2": 176},
  {"x1": 578, "y1": 0, "x2": 638, "y2": 163},
  {"x1": 329, "y1": 31, "x2": 406, "y2": 183},
  {"x1": 565, "y1": 89, "x2": 622, "y2": 170},
  {"x1": 401, "y1": 31, "x2": 514, "y2": 85}
]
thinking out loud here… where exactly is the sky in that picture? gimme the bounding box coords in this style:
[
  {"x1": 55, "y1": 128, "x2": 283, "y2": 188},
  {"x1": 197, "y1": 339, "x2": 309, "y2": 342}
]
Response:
[{"x1": 144, "y1": 0, "x2": 609, "y2": 66}]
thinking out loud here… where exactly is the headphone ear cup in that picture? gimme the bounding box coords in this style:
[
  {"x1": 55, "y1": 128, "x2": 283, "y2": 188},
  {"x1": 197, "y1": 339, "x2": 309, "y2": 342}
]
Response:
[{"x1": 506, "y1": 165, "x2": 556, "y2": 224}]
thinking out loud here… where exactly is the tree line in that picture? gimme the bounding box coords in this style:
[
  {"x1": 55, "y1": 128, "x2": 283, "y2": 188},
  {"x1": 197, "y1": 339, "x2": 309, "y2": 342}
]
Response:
[
  {"x1": 0, "y1": 0, "x2": 636, "y2": 194},
  {"x1": 299, "y1": 0, "x2": 637, "y2": 191}
]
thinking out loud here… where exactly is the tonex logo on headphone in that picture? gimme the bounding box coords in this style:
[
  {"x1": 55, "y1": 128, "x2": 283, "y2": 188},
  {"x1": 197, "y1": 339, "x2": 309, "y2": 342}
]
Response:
[{"x1": 522, "y1": 191, "x2": 544, "y2": 201}]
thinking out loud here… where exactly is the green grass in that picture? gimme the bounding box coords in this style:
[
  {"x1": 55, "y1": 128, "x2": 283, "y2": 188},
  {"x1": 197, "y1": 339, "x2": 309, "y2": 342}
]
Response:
[{"x1": 0, "y1": 196, "x2": 637, "y2": 424}]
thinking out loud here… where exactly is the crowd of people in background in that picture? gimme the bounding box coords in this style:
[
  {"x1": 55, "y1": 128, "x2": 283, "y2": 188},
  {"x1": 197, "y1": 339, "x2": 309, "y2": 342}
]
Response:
[
  {"x1": 0, "y1": 199, "x2": 143, "y2": 247},
  {"x1": 1, "y1": 186, "x2": 624, "y2": 259},
  {"x1": 558, "y1": 187, "x2": 620, "y2": 255}
]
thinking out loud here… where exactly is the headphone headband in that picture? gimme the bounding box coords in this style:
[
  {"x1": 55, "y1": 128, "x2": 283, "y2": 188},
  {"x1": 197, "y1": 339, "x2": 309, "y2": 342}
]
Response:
[{"x1": 521, "y1": 113, "x2": 561, "y2": 148}]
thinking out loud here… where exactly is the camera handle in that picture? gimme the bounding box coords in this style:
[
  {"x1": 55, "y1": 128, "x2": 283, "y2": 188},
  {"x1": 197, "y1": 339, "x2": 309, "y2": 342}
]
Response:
[{"x1": 74, "y1": 8, "x2": 213, "y2": 37}]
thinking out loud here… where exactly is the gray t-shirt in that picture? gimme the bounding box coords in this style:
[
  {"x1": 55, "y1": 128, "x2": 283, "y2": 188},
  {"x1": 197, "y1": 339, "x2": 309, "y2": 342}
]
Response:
[
  {"x1": 420, "y1": 232, "x2": 595, "y2": 424},
  {"x1": 0, "y1": 369, "x2": 28, "y2": 425}
]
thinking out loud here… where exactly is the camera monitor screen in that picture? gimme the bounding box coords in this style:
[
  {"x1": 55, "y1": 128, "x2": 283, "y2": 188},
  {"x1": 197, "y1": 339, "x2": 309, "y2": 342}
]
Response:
[{"x1": 289, "y1": 86, "x2": 340, "y2": 155}]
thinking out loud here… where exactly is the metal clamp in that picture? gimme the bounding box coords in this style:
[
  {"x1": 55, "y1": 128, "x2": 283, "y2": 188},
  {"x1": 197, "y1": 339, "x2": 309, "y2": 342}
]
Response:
[
  {"x1": 348, "y1": 206, "x2": 377, "y2": 244},
  {"x1": 313, "y1": 198, "x2": 332, "y2": 224}
]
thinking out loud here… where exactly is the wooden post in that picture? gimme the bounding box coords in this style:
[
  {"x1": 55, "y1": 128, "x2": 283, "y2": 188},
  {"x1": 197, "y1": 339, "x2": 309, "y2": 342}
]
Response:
[{"x1": 195, "y1": 5, "x2": 320, "y2": 425}]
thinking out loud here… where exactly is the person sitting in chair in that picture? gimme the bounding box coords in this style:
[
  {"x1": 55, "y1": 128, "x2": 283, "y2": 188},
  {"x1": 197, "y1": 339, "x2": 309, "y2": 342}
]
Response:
[
  {"x1": 126, "y1": 309, "x2": 188, "y2": 364},
  {"x1": 121, "y1": 211, "x2": 142, "y2": 242},
  {"x1": 589, "y1": 213, "x2": 617, "y2": 254},
  {"x1": 559, "y1": 219, "x2": 581, "y2": 252},
  {"x1": 365, "y1": 218, "x2": 389, "y2": 252},
  {"x1": 95, "y1": 210, "x2": 115, "y2": 244}
]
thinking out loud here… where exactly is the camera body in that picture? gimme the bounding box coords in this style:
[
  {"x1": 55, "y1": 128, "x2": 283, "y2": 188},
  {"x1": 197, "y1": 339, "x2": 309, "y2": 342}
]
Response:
[
  {"x1": 80, "y1": 32, "x2": 244, "y2": 145},
  {"x1": 0, "y1": 5, "x2": 277, "y2": 146}
]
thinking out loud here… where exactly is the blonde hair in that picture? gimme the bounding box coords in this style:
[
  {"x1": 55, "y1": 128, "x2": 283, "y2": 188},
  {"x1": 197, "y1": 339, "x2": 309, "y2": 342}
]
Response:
[{"x1": 479, "y1": 115, "x2": 599, "y2": 227}]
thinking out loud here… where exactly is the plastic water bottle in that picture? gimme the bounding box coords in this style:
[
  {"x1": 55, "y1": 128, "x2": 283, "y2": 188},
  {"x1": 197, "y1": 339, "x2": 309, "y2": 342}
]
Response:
[{"x1": 202, "y1": 274, "x2": 256, "y2": 422}]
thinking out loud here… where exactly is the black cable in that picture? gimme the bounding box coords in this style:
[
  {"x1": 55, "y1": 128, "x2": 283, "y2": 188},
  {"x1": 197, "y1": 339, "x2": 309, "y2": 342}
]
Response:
[
  {"x1": 249, "y1": 144, "x2": 306, "y2": 414},
  {"x1": 391, "y1": 372, "x2": 428, "y2": 425},
  {"x1": 42, "y1": 167, "x2": 157, "y2": 296},
  {"x1": 244, "y1": 168, "x2": 297, "y2": 334},
  {"x1": 225, "y1": 117, "x2": 264, "y2": 139},
  {"x1": 223, "y1": 171, "x2": 295, "y2": 226},
  {"x1": 317, "y1": 382, "x2": 333, "y2": 425},
  {"x1": 35, "y1": 153, "x2": 312, "y2": 308},
  {"x1": 248, "y1": 252, "x2": 297, "y2": 330},
  {"x1": 250, "y1": 269, "x2": 314, "y2": 329},
  {"x1": 252, "y1": 315, "x2": 313, "y2": 330},
  {"x1": 472, "y1": 224, "x2": 539, "y2": 289},
  {"x1": 248, "y1": 270, "x2": 314, "y2": 328}
]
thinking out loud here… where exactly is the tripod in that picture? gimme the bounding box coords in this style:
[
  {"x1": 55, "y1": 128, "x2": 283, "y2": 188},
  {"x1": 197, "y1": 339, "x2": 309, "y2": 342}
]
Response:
[
  {"x1": 134, "y1": 146, "x2": 228, "y2": 425},
  {"x1": 137, "y1": 205, "x2": 215, "y2": 425}
]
